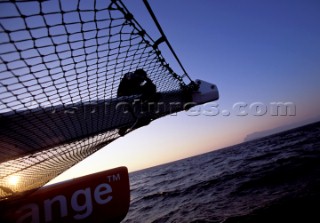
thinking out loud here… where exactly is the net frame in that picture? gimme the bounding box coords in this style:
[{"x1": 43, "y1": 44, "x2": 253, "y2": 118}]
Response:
[{"x1": 0, "y1": 0, "x2": 189, "y2": 199}]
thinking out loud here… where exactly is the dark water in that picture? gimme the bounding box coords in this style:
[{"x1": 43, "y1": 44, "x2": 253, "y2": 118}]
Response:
[{"x1": 123, "y1": 121, "x2": 320, "y2": 223}]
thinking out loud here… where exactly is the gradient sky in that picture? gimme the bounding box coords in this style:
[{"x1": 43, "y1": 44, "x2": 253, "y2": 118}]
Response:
[{"x1": 50, "y1": 0, "x2": 320, "y2": 183}]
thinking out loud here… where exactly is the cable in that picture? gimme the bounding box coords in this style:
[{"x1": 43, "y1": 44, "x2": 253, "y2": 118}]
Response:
[{"x1": 142, "y1": 0, "x2": 193, "y2": 83}]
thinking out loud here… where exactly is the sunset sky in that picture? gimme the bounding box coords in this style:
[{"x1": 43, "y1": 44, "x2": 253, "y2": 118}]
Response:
[{"x1": 51, "y1": 0, "x2": 320, "y2": 183}]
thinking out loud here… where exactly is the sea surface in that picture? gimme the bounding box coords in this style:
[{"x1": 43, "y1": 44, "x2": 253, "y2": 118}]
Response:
[{"x1": 123, "y1": 121, "x2": 320, "y2": 223}]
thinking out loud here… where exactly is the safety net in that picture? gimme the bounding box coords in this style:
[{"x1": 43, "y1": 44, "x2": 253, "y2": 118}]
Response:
[{"x1": 0, "y1": 0, "x2": 192, "y2": 200}]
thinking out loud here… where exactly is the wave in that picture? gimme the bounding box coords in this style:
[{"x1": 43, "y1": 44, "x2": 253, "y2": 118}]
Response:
[{"x1": 124, "y1": 121, "x2": 320, "y2": 222}]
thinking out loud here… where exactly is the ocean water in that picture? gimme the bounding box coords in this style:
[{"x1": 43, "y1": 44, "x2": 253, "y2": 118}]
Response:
[{"x1": 123, "y1": 121, "x2": 320, "y2": 223}]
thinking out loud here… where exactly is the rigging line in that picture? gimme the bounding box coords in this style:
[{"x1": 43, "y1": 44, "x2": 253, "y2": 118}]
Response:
[
  {"x1": 114, "y1": 0, "x2": 155, "y2": 44},
  {"x1": 142, "y1": 0, "x2": 193, "y2": 83},
  {"x1": 114, "y1": 0, "x2": 188, "y2": 85}
]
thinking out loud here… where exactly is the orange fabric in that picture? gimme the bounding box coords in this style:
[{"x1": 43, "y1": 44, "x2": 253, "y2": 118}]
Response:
[{"x1": 2, "y1": 167, "x2": 130, "y2": 223}]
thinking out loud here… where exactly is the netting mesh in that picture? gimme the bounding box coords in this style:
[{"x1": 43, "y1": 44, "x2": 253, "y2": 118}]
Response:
[{"x1": 0, "y1": 0, "x2": 189, "y2": 199}]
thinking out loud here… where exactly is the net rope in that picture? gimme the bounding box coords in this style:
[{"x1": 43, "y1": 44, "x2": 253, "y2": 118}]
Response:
[{"x1": 0, "y1": 0, "x2": 190, "y2": 199}]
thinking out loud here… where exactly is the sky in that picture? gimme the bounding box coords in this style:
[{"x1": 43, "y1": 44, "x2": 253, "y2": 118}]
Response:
[{"x1": 50, "y1": 0, "x2": 320, "y2": 183}]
